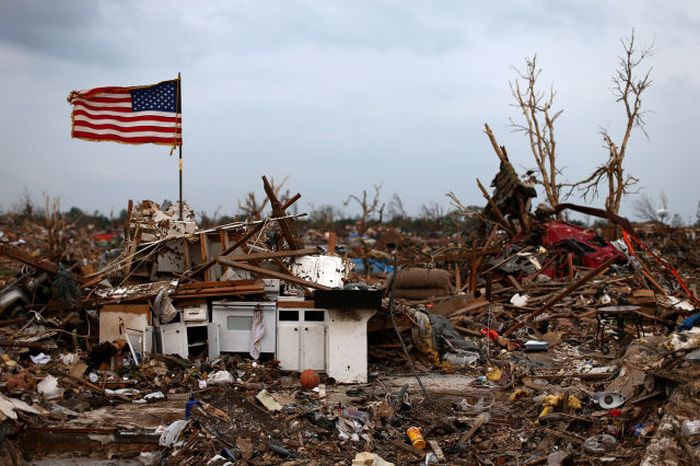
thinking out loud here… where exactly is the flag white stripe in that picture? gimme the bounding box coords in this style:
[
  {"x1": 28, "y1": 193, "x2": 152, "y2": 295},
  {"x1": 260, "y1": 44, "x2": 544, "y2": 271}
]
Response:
[
  {"x1": 72, "y1": 105, "x2": 181, "y2": 119},
  {"x1": 73, "y1": 125, "x2": 181, "y2": 138},
  {"x1": 73, "y1": 115, "x2": 182, "y2": 128}
]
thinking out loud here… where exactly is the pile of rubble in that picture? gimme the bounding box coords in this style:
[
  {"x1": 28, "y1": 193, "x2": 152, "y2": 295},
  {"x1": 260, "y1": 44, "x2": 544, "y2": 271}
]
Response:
[{"x1": 1, "y1": 170, "x2": 700, "y2": 465}]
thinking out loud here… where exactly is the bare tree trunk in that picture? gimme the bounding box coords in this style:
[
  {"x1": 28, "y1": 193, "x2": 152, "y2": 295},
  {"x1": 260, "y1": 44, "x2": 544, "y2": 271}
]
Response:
[
  {"x1": 510, "y1": 56, "x2": 563, "y2": 211},
  {"x1": 569, "y1": 30, "x2": 652, "y2": 222}
]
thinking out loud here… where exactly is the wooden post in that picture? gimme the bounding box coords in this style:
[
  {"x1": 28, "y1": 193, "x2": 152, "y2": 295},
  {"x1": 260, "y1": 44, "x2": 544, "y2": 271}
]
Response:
[
  {"x1": 124, "y1": 199, "x2": 133, "y2": 241},
  {"x1": 567, "y1": 253, "x2": 574, "y2": 282},
  {"x1": 219, "y1": 230, "x2": 228, "y2": 254},
  {"x1": 199, "y1": 233, "x2": 209, "y2": 281},
  {"x1": 262, "y1": 176, "x2": 303, "y2": 249},
  {"x1": 327, "y1": 231, "x2": 336, "y2": 255}
]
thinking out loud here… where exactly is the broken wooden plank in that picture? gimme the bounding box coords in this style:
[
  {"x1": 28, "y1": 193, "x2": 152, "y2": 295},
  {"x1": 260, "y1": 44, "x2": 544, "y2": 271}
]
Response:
[
  {"x1": 504, "y1": 255, "x2": 618, "y2": 336},
  {"x1": 174, "y1": 285, "x2": 264, "y2": 295},
  {"x1": 538, "y1": 427, "x2": 584, "y2": 445},
  {"x1": 262, "y1": 175, "x2": 303, "y2": 250},
  {"x1": 281, "y1": 193, "x2": 302, "y2": 212},
  {"x1": 187, "y1": 223, "x2": 265, "y2": 279},
  {"x1": 173, "y1": 290, "x2": 264, "y2": 299},
  {"x1": 123, "y1": 227, "x2": 141, "y2": 277},
  {"x1": 0, "y1": 317, "x2": 28, "y2": 327},
  {"x1": 219, "y1": 230, "x2": 228, "y2": 253},
  {"x1": 477, "y1": 178, "x2": 512, "y2": 234},
  {"x1": 177, "y1": 279, "x2": 260, "y2": 291},
  {"x1": 389, "y1": 439, "x2": 425, "y2": 458},
  {"x1": 0, "y1": 244, "x2": 85, "y2": 283},
  {"x1": 0, "y1": 339, "x2": 52, "y2": 351},
  {"x1": 199, "y1": 233, "x2": 210, "y2": 282},
  {"x1": 226, "y1": 247, "x2": 318, "y2": 262},
  {"x1": 216, "y1": 257, "x2": 330, "y2": 290},
  {"x1": 448, "y1": 297, "x2": 490, "y2": 318},
  {"x1": 187, "y1": 209, "x2": 309, "y2": 280},
  {"x1": 277, "y1": 300, "x2": 316, "y2": 308},
  {"x1": 428, "y1": 440, "x2": 446, "y2": 462},
  {"x1": 327, "y1": 231, "x2": 337, "y2": 255},
  {"x1": 459, "y1": 412, "x2": 489, "y2": 444},
  {"x1": 507, "y1": 275, "x2": 523, "y2": 291}
]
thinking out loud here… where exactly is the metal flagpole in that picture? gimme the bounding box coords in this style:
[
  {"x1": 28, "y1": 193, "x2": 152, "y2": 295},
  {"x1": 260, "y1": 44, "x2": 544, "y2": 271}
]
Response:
[
  {"x1": 179, "y1": 144, "x2": 183, "y2": 221},
  {"x1": 177, "y1": 72, "x2": 183, "y2": 221}
]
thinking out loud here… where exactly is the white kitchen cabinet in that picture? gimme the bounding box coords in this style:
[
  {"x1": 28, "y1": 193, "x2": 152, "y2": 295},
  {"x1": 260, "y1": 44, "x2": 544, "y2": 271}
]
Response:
[
  {"x1": 158, "y1": 322, "x2": 187, "y2": 358},
  {"x1": 276, "y1": 309, "x2": 326, "y2": 371},
  {"x1": 277, "y1": 322, "x2": 301, "y2": 369},
  {"x1": 325, "y1": 309, "x2": 375, "y2": 383},
  {"x1": 301, "y1": 322, "x2": 326, "y2": 370},
  {"x1": 157, "y1": 321, "x2": 208, "y2": 359}
]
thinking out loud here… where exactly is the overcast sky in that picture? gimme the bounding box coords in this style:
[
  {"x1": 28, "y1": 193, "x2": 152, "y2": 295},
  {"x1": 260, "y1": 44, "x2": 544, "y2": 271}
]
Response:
[{"x1": 0, "y1": 0, "x2": 698, "y2": 222}]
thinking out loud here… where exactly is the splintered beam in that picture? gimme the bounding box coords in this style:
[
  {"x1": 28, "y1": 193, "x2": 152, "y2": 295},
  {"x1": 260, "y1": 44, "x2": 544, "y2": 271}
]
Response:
[{"x1": 216, "y1": 256, "x2": 330, "y2": 290}]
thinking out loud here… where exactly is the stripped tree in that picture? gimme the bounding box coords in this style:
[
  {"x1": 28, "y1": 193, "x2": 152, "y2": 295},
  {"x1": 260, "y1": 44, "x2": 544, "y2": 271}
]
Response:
[
  {"x1": 345, "y1": 185, "x2": 384, "y2": 277},
  {"x1": 573, "y1": 30, "x2": 653, "y2": 216},
  {"x1": 632, "y1": 192, "x2": 669, "y2": 223},
  {"x1": 344, "y1": 185, "x2": 384, "y2": 237},
  {"x1": 510, "y1": 55, "x2": 563, "y2": 210},
  {"x1": 237, "y1": 175, "x2": 290, "y2": 220}
]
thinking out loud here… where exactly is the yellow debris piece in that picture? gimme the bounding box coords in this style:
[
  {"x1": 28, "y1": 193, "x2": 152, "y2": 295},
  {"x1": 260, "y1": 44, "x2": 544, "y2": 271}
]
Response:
[
  {"x1": 567, "y1": 395, "x2": 582, "y2": 410},
  {"x1": 486, "y1": 367, "x2": 502, "y2": 383},
  {"x1": 509, "y1": 388, "x2": 529, "y2": 401}
]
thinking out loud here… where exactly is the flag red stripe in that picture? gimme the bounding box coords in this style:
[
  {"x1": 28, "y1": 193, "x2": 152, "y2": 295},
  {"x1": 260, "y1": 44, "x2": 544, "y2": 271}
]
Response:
[
  {"x1": 72, "y1": 109, "x2": 181, "y2": 123},
  {"x1": 72, "y1": 131, "x2": 181, "y2": 144},
  {"x1": 75, "y1": 121, "x2": 181, "y2": 133}
]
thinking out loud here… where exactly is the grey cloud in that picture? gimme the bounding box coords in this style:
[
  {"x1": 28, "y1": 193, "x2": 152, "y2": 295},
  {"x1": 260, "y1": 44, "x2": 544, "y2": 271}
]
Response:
[
  {"x1": 0, "y1": 0, "x2": 699, "y2": 221},
  {"x1": 0, "y1": 0, "x2": 128, "y2": 64}
]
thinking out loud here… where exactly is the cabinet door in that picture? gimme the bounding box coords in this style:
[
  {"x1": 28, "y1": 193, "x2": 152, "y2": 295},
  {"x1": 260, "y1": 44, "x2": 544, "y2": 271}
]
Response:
[
  {"x1": 277, "y1": 323, "x2": 300, "y2": 371},
  {"x1": 301, "y1": 323, "x2": 326, "y2": 371},
  {"x1": 159, "y1": 323, "x2": 187, "y2": 358},
  {"x1": 207, "y1": 323, "x2": 220, "y2": 360}
]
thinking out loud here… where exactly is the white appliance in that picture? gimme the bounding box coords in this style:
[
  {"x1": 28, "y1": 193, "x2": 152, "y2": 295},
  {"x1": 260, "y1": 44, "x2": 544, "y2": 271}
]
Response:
[
  {"x1": 276, "y1": 308, "x2": 326, "y2": 372},
  {"x1": 211, "y1": 301, "x2": 276, "y2": 354}
]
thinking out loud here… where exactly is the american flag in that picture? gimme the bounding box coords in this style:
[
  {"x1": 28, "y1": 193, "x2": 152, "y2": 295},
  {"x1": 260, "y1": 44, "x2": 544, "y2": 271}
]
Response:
[{"x1": 68, "y1": 79, "x2": 182, "y2": 146}]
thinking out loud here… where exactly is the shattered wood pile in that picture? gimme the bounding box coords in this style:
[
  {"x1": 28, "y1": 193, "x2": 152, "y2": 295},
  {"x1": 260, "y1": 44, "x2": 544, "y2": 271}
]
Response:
[{"x1": 1, "y1": 169, "x2": 700, "y2": 464}]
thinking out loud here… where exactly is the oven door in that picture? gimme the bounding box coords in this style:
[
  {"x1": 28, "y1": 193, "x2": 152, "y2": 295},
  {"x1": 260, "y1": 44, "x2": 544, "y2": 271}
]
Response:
[{"x1": 212, "y1": 302, "x2": 276, "y2": 353}]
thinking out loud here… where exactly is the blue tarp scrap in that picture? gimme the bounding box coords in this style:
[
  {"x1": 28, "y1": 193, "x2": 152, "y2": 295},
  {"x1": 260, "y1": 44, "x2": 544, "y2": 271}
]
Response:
[{"x1": 350, "y1": 258, "x2": 394, "y2": 275}]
